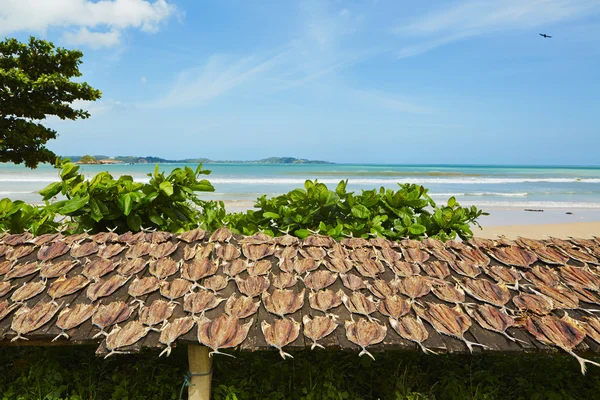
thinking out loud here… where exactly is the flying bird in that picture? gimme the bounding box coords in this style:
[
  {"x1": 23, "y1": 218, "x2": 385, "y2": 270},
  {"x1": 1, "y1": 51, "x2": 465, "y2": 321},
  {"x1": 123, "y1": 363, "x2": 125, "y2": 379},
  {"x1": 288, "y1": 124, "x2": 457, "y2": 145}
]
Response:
[{"x1": 539, "y1": 33, "x2": 552, "y2": 38}]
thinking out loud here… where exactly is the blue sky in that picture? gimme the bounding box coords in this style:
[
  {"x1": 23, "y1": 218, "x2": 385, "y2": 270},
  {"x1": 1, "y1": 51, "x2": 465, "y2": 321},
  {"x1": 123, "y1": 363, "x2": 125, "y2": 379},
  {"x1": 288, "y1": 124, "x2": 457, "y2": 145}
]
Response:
[{"x1": 2, "y1": 0, "x2": 600, "y2": 165}]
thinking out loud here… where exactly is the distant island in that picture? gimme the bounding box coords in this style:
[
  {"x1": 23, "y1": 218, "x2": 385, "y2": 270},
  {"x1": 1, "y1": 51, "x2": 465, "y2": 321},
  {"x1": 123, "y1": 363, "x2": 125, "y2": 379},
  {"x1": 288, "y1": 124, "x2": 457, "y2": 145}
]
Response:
[{"x1": 68, "y1": 155, "x2": 333, "y2": 165}]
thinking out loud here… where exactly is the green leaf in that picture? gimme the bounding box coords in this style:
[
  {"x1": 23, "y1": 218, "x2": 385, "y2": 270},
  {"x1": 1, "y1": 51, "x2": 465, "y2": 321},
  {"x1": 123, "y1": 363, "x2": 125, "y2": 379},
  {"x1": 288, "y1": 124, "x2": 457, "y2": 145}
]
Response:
[
  {"x1": 159, "y1": 181, "x2": 174, "y2": 196},
  {"x1": 351, "y1": 205, "x2": 371, "y2": 219},
  {"x1": 262, "y1": 211, "x2": 280, "y2": 219},
  {"x1": 408, "y1": 224, "x2": 427, "y2": 235},
  {"x1": 58, "y1": 196, "x2": 89, "y2": 214},
  {"x1": 447, "y1": 196, "x2": 457, "y2": 208},
  {"x1": 126, "y1": 213, "x2": 142, "y2": 232},
  {"x1": 38, "y1": 182, "x2": 62, "y2": 200},
  {"x1": 294, "y1": 229, "x2": 311, "y2": 239},
  {"x1": 118, "y1": 193, "x2": 133, "y2": 216}
]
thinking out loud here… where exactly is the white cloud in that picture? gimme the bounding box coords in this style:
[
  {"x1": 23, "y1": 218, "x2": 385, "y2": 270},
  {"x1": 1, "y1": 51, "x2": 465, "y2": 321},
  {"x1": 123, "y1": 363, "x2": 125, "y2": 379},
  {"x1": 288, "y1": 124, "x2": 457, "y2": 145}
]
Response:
[
  {"x1": 352, "y1": 89, "x2": 433, "y2": 114},
  {"x1": 141, "y1": 76, "x2": 147, "y2": 84},
  {"x1": 393, "y1": 0, "x2": 600, "y2": 56},
  {"x1": 0, "y1": 0, "x2": 176, "y2": 48}
]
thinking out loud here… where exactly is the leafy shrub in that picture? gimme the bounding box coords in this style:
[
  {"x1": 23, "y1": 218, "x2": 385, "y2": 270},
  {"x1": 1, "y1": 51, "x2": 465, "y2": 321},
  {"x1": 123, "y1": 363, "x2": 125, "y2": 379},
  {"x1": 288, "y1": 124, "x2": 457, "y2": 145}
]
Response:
[
  {"x1": 227, "y1": 180, "x2": 487, "y2": 241},
  {"x1": 0, "y1": 161, "x2": 487, "y2": 241}
]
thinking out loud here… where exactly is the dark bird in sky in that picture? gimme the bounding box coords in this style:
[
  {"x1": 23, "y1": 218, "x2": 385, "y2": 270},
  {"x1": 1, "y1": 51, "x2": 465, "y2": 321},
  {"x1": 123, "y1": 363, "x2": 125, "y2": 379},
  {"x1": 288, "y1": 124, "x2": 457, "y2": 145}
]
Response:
[{"x1": 539, "y1": 33, "x2": 552, "y2": 38}]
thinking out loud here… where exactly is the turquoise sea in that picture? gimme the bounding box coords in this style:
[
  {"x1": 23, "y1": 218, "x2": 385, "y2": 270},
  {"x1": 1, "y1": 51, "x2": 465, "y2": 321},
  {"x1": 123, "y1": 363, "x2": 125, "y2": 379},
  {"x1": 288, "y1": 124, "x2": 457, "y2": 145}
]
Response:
[{"x1": 2, "y1": 163, "x2": 600, "y2": 211}]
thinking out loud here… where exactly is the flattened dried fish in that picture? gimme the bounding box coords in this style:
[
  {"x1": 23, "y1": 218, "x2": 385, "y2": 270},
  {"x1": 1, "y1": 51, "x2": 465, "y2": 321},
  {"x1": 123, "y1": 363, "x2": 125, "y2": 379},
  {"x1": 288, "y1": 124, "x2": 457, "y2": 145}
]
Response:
[
  {"x1": 197, "y1": 314, "x2": 252, "y2": 356},
  {"x1": 216, "y1": 243, "x2": 241, "y2": 261},
  {"x1": 414, "y1": 302, "x2": 487, "y2": 352},
  {"x1": 5, "y1": 262, "x2": 40, "y2": 280},
  {"x1": 531, "y1": 246, "x2": 569, "y2": 265},
  {"x1": 341, "y1": 292, "x2": 378, "y2": 320},
  {"x1": 0, "y1": 300, "x2": 19, "y2": 322},
  {"x1": 367, "y1": 279, "x2": 398, "y2": 299},
  {"x1": 128, "y1": 276, "x2": 160, "y2": 304},
  {"x1": 148, "y1": 231, "x2": 173, "y2": 244},
  {"x1": 390, "y1": 261, "x2": 421, "y2": 277},
  {"x1": 271, "y1": 272, "x2": 298, "y2": 289},
  {"x1": 91, "y1": 231, "x2": 119, "y2": 244},
  {"x1": 40, "y1": 260, "x2": 79, "y2": 279},
  {"x1": 3, "y1": 232, "x2": 33, "y2": 246},
  {"x1": 293, "y1": 258, "x2": 319, "y2": 275},
  {"x1": 309, "y1": 289, "x2": 343, "y2": 315},
  {"x1": 340, "y1": 273, "x2": 367, "y2": 291},
  {"x1": 523, "y1": 315, "x2": 600, "y2": 374},
  {"x1": 377, "y1": 295, "x2": 410, "y2": 319},
  {"x1": 11, "y1": 301, "x2": 60, "y2": 341},
  {"x1": 98, "y1": 243, "x2": 126, "y2": 259},
  {"x1": 299, "y1": 246, "x2": 327, "y2": 262},
  {"x1": 303, "y1": 234, "x2": 335, "y2": 247},
  {"x1": 149, "y1": 258, "x2": 180, "y2": 280},
  {"x1": 459, "y1": 278, "x2": 511, "y2": 308},
  {"x1": 181, "y1": 257, "x2": 218, "y2": 284},
  {"x1": 48, "y1": 275, "x2": 90, "y2": 301},
  {"x1": 178, "y1": 228, "x2": 206, "y2": 243},
  {"x1": 261, "y1": 317, "x2": 300, "y2": 359},
  {"x1": 533, "y1": 284, "x2": 579, "y2": 309},
  {"x1": 235, "y1": 275, "x2": 270, "y2": 297},
  {"x1": 421, "y1": 261, "x2": 451, "y2": 279},
  {"x1": 431, "y1": 282, "x2": 465, "y2": 305},
  {"x1": 389, "y1": 316, "x2": 436, "y2": 354},
  {"x1": 449, "y1": 260, "x2": 481, "y2": 278},
  {"x1": 222, "y1": 259, "x2": 248, "y2": 277},
  {"x1": 324, "y1": 257, "x2": 353, "y2": 274},
  {"x1": 0, "y1": 260, "x2": 11, "y2": 276},
  {"x1": 225, "y1": 294, "x2": 260, "y2": 318},
  {"x1": 354, "y1": 258, "x2": 385, "y2": 278},
  {"x1": 465, "y1": 304, "x2": 523, "y2": 343},
  {"x1": 117, "y1": 258, "x2": 149, "y2": 276},
  {"x1": 560, "y1": 265, "x2": 600, "y2": 291},
  {"x1": 159, "y1": 316, "x2": 195, "y2": 356},
  {"x1": 395, "y1": 276, "x2": 432, "y2": 300},
  {"x1": 183, "y1": 289, "x2": 224, "y2": 315},
  {"x1": 30, "y1": 233, "x2": 62, "y2": 246},
  {"x1": 38, "y1": 241, "x2": 70, "y2": 262},
  {"x1": 208, "y1": 227, "x2": 233, "y2": 243},
  {"x1": 125, "y1": 242, "x2": 152, "y2": 258},
  {"x1": 557, "y1": 246, "x2": 599, "y2": 265},
  {"x1": 149, "y1": 241, "x2": 178, "y2": 259},
  {"x1": 344, "y1": 318, "x2": 387, "y2": 360},
  {"x1": 303, "y1": 315, "x2": 338, "y2": 349},
  {"x1": 247, "y1": 259, "x2": 272, "y2": 276},
  {"x1": 53, "y1": 303, "x2": 97, "y2": 341},
  {"x1": 341, "y1": 237, "x2": 370, "y2": 249},
  {"x1": 242, "y1": 243, "x2": 275, "y2": 261},
  {"x1": 87, "y1": 274, "x2": 130, "y2": 301},
  {"x1": 512, "y1": 293, "x2": 554, "y2": 315},
  {"x1": 104, "y1": 320, "x2": 149, "y2": 358},
  {"x1": 5, "y1": 244, "x2": 35, "y2": 261},
  {"x1": 488, "y1": 246, "x2": 537, "y2": 268},
  {"x1": 202, "y1": 275, "x2": 229, "y2": 292},
  {"x1": 139, "y1": 299, "x2": 175, "y2": 330},
  {"x1": 262, "y1": 289, "x2": 305, "y2": 318},
  {"x1": 92, "y1": 301, "x2": 133, "y2": 338},
  {"x1": 304, "y1": 270, "x2": 337, "y2": 291},
  {"x1": 274, "y1": 234, "x2": 300, "y2": 247},
  {"x1": 11, "y1": 279, "x2": 46, "y2": 303},
  {"x1": 521, "y1": 265, "x2": 560, "y2": 287},
  {"x1": 82, "y1": 258, "x2": 117, "y2": 280},
  {"x1": 0, "y1": 281, "x2": 12, "y2": 297},
  {"x1": 401, "y1": 248, "x2": 430, "y2": 264},
  {"x1": 70, "y1": 241, "x2": 99, "y2": 258},
  {"x1": 160, "y1": 278, "x2": 192, "y2": 302}
]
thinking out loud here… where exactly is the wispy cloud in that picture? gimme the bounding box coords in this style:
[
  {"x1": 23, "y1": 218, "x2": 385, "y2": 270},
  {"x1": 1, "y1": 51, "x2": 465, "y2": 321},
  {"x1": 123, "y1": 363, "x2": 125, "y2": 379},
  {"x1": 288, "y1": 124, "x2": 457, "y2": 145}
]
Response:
[
  {"x1": 393, "y1": 0, "x2": 600, "y2": 57},
  {"x1": 352, "y1": 89, "x2": 433, "y2": 114}
]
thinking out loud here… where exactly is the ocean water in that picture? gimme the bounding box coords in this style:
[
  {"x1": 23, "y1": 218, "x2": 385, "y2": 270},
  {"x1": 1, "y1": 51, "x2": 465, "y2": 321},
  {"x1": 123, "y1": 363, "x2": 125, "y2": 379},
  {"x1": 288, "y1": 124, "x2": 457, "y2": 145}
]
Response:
[{"x1": 1, "y1": 163, "x2": 600, "y2": 211}]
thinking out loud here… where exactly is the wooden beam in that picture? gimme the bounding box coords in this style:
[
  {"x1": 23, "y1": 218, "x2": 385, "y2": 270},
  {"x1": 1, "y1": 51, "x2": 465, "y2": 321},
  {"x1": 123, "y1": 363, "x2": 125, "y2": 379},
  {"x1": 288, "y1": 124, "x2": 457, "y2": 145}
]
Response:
[{"x1": 187, "y1": 345, "x2": 212, "y2": 400}]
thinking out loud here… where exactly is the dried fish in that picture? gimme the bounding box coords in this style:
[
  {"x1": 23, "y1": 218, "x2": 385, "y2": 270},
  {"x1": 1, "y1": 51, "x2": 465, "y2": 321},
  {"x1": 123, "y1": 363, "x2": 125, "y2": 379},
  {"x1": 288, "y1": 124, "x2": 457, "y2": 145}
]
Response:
[
  {"x1": 468, "y1": 237, "x2": 495, "y2": 249},
  {"x1": 53, "y1": 303, "x2": 97, "y2": 341},
  {"x1": 293, "y1": 258, "x2": 319, "y2": 275},
  {"x1": 304, "y1": 270, "x2": 337, "y2": 291},
  {"x1": 5, "y1": 262, "x2": 40, "y2": 280},
  {"x1": 389, "y1": 315, "x2": 436, "y2": 354},
  {"x1": 279, "y1": 258, "x2": 295, "y2": 274},
  {"x1": 178, "y1": 228, "x2": 206, "y2": 243},
  {"x1": 11, "y1": 301, "x2": 61, "y2": 341},
  {"x1": 48, "y1": 275, "x2": 90, "y2": 301},
  {"x1": 148, "y1": 231, "x2": 173, "y2": 244},
  {"x1": 181, "y1": 257, "x2": 218, "y2": 284},
  {"x1": 160, "y1": 278, "x2": 192, "y2": 302},
  {"x1": 515, "y1": 237, "x2": 546, "y2": 250},
  {"x1": 488, "y1": 246, "x2": 537, "y2": 268},
  {"x1": 92, "y1": 301, "x2": 133, "y2": 338},
  {"x1": 11, "y1": 279, "x2": 46, "y2": 303},
  {"x1": 202, "y1": 275, "x2": 230, "y2": 292},
  {"x1": 483, "y1": 265, "x2": 521, "y2": 289},
  {"x1": 557, "y1": 246, "x2": 599, "y2": 265},
  {"x1": 344, "y1": 318, "x2": 387, "y2": 360},
  {"x1": 377, "y1": 295, "x2": 410, "y2": 319},
  {"x1": 0, "y1": 281, "x2": 12, "y2": 297},
  {"x1": 0, "y1": 300, "x2": 19, "y2": 322},
  {"x1": 354, "y1": 258, "x2": 385, "y2": 278},
  {"x1": 30, "y1": 233, "x2": 62, "y2": 246},
  {"x1": 104, "y1": 320, "x2": 149, "y2": 358},
  {"x1": 533, "y1": 284, "x2": 579, "y2": 310},
  {"x1": 261, "y1": 317, "x2": 300, "y2": 359},
  {"x1": 431, "y1": 282, "x2": 465, "y2": 305},
  {"x1": 247, "y1": 259, "x2": 272, "y2": 276},
  {"x1": 262, "y1": 289, "x2": 305, "y2": 318},
  {"x1": 395, "y1": 276, "x2": 432, "y2": 300},
  {"x1": 91, "y1": 231, "x2": 119, "y2": 244},
  {"x1": 421, "y1": 261, "x2": 451, "y2": 279},
  {"x1": 560, "y1": 265, "x2": 600, "y2": 291},
  {"x1": 139, "y1": 299, "x2": 175, "y2": 330},
  {"x1": 303, "y1": 315, "x2": 338, "y2": 349},
  {"x1": 242, "y1": 243, "x2": 275, "y2": 261},
  {"x1": 453, "y1": 246, "x2": 490, "y2": 267},
  {"x1": 367, "y1": 279, "x2": 398, "y2": 299},
  {"x1": 303, "y1": 234, "x2": 335, "y2": 247},
  {"x1": 149, "y1": 241, "x2": 178, "y2": 259},
  {"x1": 299, "y1": 246, "x2": 327, "y2": 262},
  {"x1": 117, "y1": 258, "x2": 149, "y2": 276},
  {"x1": 216, "y1": 243, "x2": 241, "y2": 261},
  {"x1": 3, "y1": 232, "x2": 33, "y2": 246},
  {"x1": 224, "y1": 294, "x2": 260, "y2": 318},
  {"x1": 235, "y1": 275, "x2": 270, "y2": 297},
  {"x1": 274, "y1": 246, "x2": 298, "y2": 261},
  {"x1": 197, "y1": 314, "x2": 253, "y2": 356},
  {"x1": 521, "y1": 265, "x2": 560, "y2": 287},
  {"x1": 208, "y1": 227, "x2": 233, "y2": 243},
  {"x1": 581, "y1": 316, "x2": 600, "y2": 345},
  {"x1": 341, "y1": 292, "x2": 378, "y2": 320},
  {"x1": 38, "y1": 241, "x2": 70, "y2": 262},
  {"x1": 271, "y1": 272, "x2": 298, "y2": 289},
  {"x1": 5, "y1": 244, "x2": 35, "y2": 261},
  {"x1": 40, "y1": 260, "x2": 79, "y2": 279},
  {"x1": 465, "y1": 304, "x2": 523, "y2": 343},
  {"x1": 341, "y1": 237, "x2": 370, "y2": 249},
  {"x1": 340, "y1": 273, "x2": 367, "y2": 291},
  {"x1": 70, "y1": 241, "x2": 99, "y2": 258},
  {"x1": 324, "y1": 257, "x2": 353, "y2": 274},
  {"x1": 125, "y1": 242, "x2": 152, "y2": 258},
  {"x1": 98, "y1": 243, "x2": 126, "y2": 259},
  {"x1": 309, "y1": 289, "x2": 343, "y2": 315},
  {"x1": 195, "y1": 243, "x2": 215, "y2": 259},
  {"x1": 274, "y1": 234, "x2": 300, "y2": 247},
  {"x1": 523, "y1": 315, "x2": 600, "y2": 374},
  {"x1": 87, "y1": 274, "x2": 130, "y2": 301},
  {"x1": 119, "y1": 231, "x2": 146, "y2": 245},
  {"x1": 459, "y1": 278, "x2": 511, "y2": 308},
  {"x1": 512, "y1": 293, "x2": 554, "y2": 315},
  {"x1": 449, "y1": 260, "x2": 481, "y2": 278},
  {"x1": 82, "y1": 258, "x2": 117, "y2": 280},
  {"x1": 149, "y1": 258, "x2": 180, "y2": 280},
  {"x1": 375, "y1": 246, "x2": 402, "y2": 265},
  {"x1": 159, "y1": 316, "x2": 195, "y2": 357},
  {"x1": 183, "y1": 289, "x2": 224, "y2": 315},
  {"x1": 222, "y1": 259, "x2": 248, "y2": 277},
  {"x1": 390, "y1": 261, "x2": 421, "y2": 277},
  {"x1": 0, "y1": 260, "x2": 11, "y2": 276},
  {"x1": 414, "y1": 302, "x2": 487, "y2": 352},
  {"x1": 531, "y1": 246, "x2": 569, "y2": 265},
  {"x1": 401, "y1": 248, "x2": 430, "y2": 264}
]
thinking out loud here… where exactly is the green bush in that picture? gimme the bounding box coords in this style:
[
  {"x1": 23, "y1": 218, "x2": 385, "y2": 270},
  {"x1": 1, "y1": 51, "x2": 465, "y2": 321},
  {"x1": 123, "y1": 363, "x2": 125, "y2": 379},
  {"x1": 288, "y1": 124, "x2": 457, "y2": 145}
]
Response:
[{"x1": 0, "y1": 161, "x2": 487, "y2": 241}]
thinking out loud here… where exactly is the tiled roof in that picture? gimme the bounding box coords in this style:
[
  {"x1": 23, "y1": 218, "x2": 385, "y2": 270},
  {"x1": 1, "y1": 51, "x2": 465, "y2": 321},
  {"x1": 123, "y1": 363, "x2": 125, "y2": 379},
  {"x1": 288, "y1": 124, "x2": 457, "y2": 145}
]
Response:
[{"x1": 1, "y1": 229, "x2": 600, "y2": 371}]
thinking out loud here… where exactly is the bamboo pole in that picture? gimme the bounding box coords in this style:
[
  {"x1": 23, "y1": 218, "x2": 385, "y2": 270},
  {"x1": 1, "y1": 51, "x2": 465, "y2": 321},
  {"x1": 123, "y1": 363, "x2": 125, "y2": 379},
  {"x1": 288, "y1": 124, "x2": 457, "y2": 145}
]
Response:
[{"x1": 187, "y1": 345, "x2": 212, "y2": 400}]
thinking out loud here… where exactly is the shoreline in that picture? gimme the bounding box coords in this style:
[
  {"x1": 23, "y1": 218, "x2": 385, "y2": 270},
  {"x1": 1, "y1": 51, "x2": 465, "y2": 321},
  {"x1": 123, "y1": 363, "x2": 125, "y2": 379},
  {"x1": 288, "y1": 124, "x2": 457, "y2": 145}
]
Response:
[{"x1": 477, "y1": 221, "x2": 600, "y2": 239}]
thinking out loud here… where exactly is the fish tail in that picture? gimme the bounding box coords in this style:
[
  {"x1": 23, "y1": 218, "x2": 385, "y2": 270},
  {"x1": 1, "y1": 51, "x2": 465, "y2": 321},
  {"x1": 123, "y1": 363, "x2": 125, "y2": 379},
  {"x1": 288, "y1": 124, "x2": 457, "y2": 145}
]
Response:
[{"x1": 358, "y1": 348, "x2": 375, "y2": 360}]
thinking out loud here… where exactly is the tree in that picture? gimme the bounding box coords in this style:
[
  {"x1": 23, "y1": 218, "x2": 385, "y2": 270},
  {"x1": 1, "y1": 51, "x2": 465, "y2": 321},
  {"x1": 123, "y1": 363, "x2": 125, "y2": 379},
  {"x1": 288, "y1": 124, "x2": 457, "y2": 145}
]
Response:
[
  {"x1": 79, "y1": 155, "x2": 97, "y2": 164},
  {"x1": 0, "y1": 37, "x2": 102, "y2": 168}
]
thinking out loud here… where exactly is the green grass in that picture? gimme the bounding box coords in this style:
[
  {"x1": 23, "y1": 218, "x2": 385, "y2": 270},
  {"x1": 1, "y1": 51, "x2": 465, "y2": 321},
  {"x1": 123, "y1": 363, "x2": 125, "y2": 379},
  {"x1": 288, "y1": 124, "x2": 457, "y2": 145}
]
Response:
[{"x1": 1, "y1": 346, "x2": 599, "y2": 399}]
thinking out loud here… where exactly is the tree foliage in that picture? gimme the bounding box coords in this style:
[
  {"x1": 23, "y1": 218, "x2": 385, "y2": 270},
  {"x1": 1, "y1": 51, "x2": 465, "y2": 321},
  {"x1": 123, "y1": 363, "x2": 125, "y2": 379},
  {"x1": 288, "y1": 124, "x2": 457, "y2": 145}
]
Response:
[
  {"x1": 0, "y1": 162, "x2": 487, "y2": 241},
  {"x1": 78, "y1": 155, "x2": 97, "y2": 163},
  {"x1": 0, "y1": 37, "x2": 102, "y2": 168}
]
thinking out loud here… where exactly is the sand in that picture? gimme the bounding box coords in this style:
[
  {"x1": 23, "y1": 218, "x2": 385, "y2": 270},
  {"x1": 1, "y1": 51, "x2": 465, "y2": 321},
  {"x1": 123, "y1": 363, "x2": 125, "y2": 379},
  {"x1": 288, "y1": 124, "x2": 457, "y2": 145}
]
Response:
[{"x1": 477, "y1": 221, "x2": 600, "y2": 239}]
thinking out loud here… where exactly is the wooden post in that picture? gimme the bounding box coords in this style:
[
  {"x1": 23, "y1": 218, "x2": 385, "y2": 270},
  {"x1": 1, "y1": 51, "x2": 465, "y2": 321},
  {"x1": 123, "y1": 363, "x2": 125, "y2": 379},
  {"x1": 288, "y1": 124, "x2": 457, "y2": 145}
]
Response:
[{"x1": 187, "y1": 345, "x2": 212, "y2": 400}]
